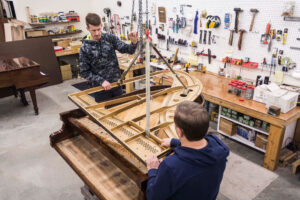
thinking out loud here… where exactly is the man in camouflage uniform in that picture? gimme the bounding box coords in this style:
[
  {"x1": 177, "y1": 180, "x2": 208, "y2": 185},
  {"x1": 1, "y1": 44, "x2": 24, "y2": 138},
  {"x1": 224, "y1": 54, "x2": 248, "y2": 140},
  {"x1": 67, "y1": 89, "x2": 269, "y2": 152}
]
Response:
[{"x1": 80, "y1": 13, "x2": 138, "y2": 102}]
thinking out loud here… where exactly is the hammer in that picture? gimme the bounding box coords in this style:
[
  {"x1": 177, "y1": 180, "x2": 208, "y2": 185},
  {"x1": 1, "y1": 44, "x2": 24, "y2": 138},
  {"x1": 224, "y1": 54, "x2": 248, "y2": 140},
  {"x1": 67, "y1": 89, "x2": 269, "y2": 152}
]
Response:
[
  {"x1": 228, "y1": 29, "x2": 234, "y2": 46},
  {"x1": 249, "y1": 9, "x2": 259, "y2": 31},
  {"x1": 238, "y1": 29, "x2": 246, "y2": 50},
  {"x1": 203, "y1": 30, "x2": 207, "y2": 44},
  {"x1": 234, "y1": 8, "x2": 243, "y2": 33}
]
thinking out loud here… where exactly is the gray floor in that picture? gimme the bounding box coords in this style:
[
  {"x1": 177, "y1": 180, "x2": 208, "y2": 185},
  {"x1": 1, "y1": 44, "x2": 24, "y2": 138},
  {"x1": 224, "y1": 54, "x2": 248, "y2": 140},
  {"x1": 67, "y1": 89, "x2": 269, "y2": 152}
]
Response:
[{"x1": 0, "y1": 79, "x2": 299, "y2": 200}]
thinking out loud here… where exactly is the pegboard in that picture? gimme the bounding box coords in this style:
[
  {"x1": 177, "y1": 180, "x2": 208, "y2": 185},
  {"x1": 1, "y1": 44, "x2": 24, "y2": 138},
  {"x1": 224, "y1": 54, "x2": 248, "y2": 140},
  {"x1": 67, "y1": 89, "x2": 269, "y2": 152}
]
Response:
[{"x1": 149, "y1": 0, "x2": 300, "y2": 86}]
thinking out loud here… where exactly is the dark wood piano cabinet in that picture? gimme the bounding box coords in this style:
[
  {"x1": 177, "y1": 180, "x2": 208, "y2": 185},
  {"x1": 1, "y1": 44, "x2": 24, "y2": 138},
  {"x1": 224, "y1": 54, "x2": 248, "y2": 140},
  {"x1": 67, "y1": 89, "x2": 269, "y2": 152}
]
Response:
[{"x1": 0, "y1": 56, "x2": 49, "y2": 115}]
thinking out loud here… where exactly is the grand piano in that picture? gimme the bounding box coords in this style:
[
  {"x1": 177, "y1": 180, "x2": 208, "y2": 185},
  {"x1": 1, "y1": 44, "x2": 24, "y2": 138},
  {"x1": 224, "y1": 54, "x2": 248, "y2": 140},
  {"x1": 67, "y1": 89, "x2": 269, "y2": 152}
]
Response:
[{"x1": 0, "y1": 56, "x2": 49, "y2": 115}]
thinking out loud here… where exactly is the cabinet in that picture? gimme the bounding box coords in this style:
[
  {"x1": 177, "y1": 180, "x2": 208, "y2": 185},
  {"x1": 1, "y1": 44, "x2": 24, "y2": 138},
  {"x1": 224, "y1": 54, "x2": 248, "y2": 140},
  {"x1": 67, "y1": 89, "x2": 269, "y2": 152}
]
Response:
[{"x1": 217, "y1": 106, "x2": 297, "y2": 154}]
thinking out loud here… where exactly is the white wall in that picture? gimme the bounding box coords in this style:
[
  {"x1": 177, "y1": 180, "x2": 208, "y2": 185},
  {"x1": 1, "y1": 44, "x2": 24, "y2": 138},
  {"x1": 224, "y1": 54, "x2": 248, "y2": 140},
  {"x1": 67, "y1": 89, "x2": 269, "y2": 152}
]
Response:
[
  {"x1": 13, "y1": 0, "x2": 92, "y2": 36},
  {"x1": 89, "y1": 0, "x2": 300, "y2": 87},
  {"x1": 12, "y1": 0, "x2": 300, "y2": 86}
]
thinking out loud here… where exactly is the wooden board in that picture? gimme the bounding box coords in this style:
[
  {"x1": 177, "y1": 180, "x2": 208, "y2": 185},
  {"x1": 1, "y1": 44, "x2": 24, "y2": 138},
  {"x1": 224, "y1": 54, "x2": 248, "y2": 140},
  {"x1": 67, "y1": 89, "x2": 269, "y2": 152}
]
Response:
[
  {"x1": 293, "y1": 119, "x2": 300, "y2": 146},
  {"x1": 69, "y1": 70, "x2": 202, "y2": 164},
  {"x1": 56, "y1": 135, "x2": 143, "y2": 200},
  {"x1": 74, "y1": 116, "x2": 147, "y2": 174}
]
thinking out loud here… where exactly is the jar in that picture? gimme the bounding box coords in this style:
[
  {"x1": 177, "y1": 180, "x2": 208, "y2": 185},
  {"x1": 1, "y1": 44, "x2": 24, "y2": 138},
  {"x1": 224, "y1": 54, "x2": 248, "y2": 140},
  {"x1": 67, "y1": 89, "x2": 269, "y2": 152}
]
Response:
[
  {"x1": 262, "y1": 121, "x2": 268, "y2": 131},
  {"x1": 251, "y1": 86, "x2": 255, "y2": 98},
  {"x1": 241, "y1": 87, "x2": 246, "y2": 99},
  {"x1": 236, "y1": 86, "x2": 242, "y2": 96},
  {"x1": 228, "y1": 83, "x2": 233, "y2": 93},
  {"x1": 232, "y1": 84, "x2": 238, "y2": 95},
  {"x1": 255, "y1": 119, "x2": 262, "y2": 128},
  {"x1": 246, "y1": 85, "x2": 253, "y2": 99},
  {"x1": 249, "y1": 120, "x2": 255, "y2": 127}
]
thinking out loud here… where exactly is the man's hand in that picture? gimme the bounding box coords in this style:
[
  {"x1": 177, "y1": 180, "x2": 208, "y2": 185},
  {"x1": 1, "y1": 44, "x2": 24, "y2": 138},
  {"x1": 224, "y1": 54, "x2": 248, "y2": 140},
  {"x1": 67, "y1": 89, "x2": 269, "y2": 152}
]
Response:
[
  {"x1": 102, "y1": 80, "x2": 111, "y2": 90},
  {"x1": 129, "y1": 31, "x2": 138, "y2": 44},
  {"x1": 161, "y1": 138, "x2": 172, "y2": 148},
  {"x1": 146, "y1": 155, "x2": 160, "y2": 170}
]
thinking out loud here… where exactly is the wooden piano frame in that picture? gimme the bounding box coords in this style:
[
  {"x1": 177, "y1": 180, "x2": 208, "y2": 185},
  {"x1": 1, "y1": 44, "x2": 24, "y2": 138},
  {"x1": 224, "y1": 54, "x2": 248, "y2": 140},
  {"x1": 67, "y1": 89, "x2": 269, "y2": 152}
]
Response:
[{"x1": 50, "y1": 108, "x2": 147, "y2": 200}]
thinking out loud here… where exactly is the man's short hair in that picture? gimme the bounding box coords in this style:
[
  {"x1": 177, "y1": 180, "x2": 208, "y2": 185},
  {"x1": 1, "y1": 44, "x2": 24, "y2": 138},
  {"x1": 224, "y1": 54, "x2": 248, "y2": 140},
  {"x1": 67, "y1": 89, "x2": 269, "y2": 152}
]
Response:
[
  {"x1": 86, "y1": 13, "x2": 101, "y2": 27},
  {"x1": 174, "y1": 101, "x2": 210, "y2": 141}
]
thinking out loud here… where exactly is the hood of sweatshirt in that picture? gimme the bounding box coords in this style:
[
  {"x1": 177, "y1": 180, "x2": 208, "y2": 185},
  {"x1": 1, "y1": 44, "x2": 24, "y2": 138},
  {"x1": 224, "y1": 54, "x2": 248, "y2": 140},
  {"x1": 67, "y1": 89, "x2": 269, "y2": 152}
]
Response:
[{"x1": 174, "y1": 134, "x2": 229, "y2": 167}]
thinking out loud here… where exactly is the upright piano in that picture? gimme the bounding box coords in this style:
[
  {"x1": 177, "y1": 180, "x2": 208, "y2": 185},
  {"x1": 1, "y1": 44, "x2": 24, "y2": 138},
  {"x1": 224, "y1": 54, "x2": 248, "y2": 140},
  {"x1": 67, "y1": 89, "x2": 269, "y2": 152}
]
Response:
[{"x1": 0, "y1": 56, "x2": 49, "y2": 115}]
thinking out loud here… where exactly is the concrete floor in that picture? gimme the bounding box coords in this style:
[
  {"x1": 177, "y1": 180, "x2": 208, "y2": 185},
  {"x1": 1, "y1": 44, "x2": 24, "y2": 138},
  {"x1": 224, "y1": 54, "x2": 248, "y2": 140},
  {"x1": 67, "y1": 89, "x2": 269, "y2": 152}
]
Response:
[{"x1": 0, "y1": 79, "x2": 299, "y2": 200}]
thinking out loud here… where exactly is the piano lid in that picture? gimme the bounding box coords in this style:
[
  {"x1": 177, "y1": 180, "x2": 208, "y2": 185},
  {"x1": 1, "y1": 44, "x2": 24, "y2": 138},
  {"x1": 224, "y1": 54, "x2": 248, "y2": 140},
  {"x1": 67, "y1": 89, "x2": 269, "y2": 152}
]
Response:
[{"x1": 0, "y1": 57, "x2": 39, "y2": 72}]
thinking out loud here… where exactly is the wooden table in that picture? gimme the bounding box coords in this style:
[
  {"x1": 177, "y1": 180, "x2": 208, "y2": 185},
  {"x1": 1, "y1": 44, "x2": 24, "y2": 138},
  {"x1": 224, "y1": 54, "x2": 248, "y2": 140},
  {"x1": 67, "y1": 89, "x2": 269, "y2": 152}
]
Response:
[{"x1": 191, "y1": 71, "x2": 300, "y2": 171}]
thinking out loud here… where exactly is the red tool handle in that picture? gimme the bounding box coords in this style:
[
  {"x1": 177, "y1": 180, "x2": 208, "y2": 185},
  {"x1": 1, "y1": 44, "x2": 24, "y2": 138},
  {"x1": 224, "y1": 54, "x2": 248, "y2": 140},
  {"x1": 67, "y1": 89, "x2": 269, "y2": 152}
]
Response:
[
  {"x1": 265, "y1": 23, "x2": 271, "y2": 34},
  {"x1": 196, "y1": 52, "x2": 216, "y2": 58}
]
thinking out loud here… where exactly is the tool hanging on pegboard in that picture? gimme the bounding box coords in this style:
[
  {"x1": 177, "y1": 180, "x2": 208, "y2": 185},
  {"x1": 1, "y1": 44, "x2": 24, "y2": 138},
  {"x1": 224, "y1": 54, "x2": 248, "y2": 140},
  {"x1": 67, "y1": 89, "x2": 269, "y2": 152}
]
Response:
[
  {"x1": 206, "y1": 15, "x2": 221, "y2": 28},
  {"x1": 194, "y1": 11, "x2": 199, "y2": 34},
  {"x1": 112, "y1": 14, "x2": 120, "y2": 35},
  {"x1": 249, "y1": 9, "x2": 259, "y2": 31},
  {"x1": 261, "y1": 22, "x2": 271, "y2": 45},
  {"x1": 234, "y1": 8, "x2": 243, "y2": 33},
  {"x1": 103, "y1": 8, "x2": 112, "y2": 34},
  {"x1": 224, "y1": 13, "x2": 231, "y2": 29},
  {"x1": 282, "y1": 28, "x2": 288, "y2": 45}
]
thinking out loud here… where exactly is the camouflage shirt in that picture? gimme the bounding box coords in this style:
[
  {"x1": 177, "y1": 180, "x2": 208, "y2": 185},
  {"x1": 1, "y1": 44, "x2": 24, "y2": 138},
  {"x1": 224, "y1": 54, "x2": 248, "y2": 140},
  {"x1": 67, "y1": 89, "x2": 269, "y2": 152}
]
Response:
[{"x1": 79, "y1": 33, "x2": 137, "y2": 87}]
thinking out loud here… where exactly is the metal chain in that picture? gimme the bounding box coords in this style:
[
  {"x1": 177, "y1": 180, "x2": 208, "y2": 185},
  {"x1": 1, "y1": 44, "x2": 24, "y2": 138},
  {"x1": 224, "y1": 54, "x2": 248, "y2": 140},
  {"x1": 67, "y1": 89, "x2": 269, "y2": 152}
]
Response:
[
  {"x1": 146, "y1": 0, "x2": 148, "y2": 28},
  {"x1": 131, "y1": 0, "x2": 135, "y2": 31},
  {"x1": 138, "y1": 0, "x2": 143, "y2": 41}
]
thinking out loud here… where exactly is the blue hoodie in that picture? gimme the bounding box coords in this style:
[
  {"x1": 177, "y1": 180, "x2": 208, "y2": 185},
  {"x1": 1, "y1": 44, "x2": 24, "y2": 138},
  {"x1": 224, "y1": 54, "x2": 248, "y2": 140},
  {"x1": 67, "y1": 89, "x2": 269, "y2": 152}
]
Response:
[{"x1": 147, "y1": 134, "x2": 229, "y2": 200}]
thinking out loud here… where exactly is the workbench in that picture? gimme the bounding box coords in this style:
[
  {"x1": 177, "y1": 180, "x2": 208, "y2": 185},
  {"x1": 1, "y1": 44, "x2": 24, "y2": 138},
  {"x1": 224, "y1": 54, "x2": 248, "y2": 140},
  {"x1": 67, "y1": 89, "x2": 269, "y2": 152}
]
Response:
[{"x1": 190, "y1": 71, "x2": 300, "y2": 171}]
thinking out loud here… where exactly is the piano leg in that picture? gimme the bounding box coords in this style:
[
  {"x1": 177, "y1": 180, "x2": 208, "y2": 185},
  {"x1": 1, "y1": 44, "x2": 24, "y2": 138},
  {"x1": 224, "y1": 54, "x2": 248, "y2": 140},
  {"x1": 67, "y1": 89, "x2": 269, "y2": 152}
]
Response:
[
  {"x1": 19, "y1": 89, "x2": 29, "y2": 106},
  {"x1": 29, "y1": 87, "x2": 38, "y2": 115},
  {"x1": 12, "y1": 86, "x2": 18, "y2": 98}
]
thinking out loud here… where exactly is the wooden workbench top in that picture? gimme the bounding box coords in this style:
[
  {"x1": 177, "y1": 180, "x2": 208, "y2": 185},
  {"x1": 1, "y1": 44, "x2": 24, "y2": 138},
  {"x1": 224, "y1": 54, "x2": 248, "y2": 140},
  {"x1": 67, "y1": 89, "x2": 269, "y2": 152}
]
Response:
[{"x1": 191, "y1": 71, "x2": 300, "y2": 128}]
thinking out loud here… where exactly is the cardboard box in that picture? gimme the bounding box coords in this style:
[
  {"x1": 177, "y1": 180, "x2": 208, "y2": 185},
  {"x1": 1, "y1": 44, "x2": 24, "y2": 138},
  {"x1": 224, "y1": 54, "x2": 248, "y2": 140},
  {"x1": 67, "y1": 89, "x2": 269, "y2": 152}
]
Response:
[
  {"x1": 57, "y1": 39, "x2": 71, "y2": 49},
  {"x1": 266, "y1": 90, "x2": 298, "y2": 113},
  {"x1": 237, "y1": 126, "x2": 255, "y2": 142},
  {"x1": 70, "y1": 41, "x2": 82, "y2": 50},
  {"x1": 255, "y1": 133, "x2": 268, "y2": 150},
  {"x1": 26, "y1": 30, "x2": 48, "y2": 37},
  {"x1": 219, "y1": 118, "x2": 237, "y2": 136},
  {"x1": 60, "y1": 64, "x2": 72, "y2": 80}
]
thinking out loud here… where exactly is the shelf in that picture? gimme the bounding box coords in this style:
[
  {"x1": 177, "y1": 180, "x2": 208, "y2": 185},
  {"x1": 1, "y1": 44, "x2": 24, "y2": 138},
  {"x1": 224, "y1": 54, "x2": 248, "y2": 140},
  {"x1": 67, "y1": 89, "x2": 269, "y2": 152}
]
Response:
[
  {"x1": 220, "y1": 115, "x2": 269, "y2": 136},
  {"x1": 26, "y1": 30, "x2": 82, "y2": 38},
  {"x1": 29, "y1": 21, "x2": 80, "y2": 26},
  {"x1": 222, "y1": 58, "x2": 258, "y2": 68},
  {"x1": 283, "y1": 16, "x2": 300, "y2": 22},
  {"x1": 55, "y1": 48, "x2": 80, "y2": 57},
  {"x1": 218, "y1": 129, "x2": 266, "y2": 153}
]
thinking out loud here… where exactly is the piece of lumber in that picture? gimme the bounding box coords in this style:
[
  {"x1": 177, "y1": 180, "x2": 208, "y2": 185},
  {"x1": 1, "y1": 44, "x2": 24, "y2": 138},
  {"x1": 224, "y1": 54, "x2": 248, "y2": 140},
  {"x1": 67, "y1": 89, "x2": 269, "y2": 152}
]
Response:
[
  {"x1": 26, "y1": 7, "x2": 32, "y2": 23},
  {"x1": 293, "y1": 119, "x2": 300, "y2": 147},
  {"x1": 292, "y1": 159, "x2": 300, "y2": 174},
  {"x1": 279, "y1": 148, "x2": 294, "y2": 162}
]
